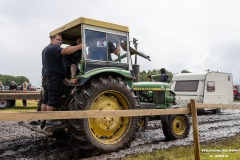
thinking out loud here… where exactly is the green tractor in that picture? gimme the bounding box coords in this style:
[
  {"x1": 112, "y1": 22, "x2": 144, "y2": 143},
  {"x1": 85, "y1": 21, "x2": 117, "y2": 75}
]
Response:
[{"x1": 46, "y1": 17, "x2": 190, "y2": 152}]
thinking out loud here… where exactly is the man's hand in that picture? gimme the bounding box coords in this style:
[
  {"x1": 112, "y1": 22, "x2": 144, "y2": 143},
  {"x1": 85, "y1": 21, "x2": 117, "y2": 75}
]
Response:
[{"x1": 62, "y1": 78, "x2": 70, "y2": 86}]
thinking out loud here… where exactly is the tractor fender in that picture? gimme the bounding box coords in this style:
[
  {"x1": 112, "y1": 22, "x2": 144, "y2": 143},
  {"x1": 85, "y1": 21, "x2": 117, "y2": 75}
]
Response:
[{"x1": 72, "y1": 68, "x2": 134, "y2": 94}]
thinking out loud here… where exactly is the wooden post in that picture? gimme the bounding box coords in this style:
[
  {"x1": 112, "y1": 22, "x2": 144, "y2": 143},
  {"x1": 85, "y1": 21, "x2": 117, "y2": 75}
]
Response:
[{"x1": 190, "y1": 99, "x2": 201, "y2": 160}]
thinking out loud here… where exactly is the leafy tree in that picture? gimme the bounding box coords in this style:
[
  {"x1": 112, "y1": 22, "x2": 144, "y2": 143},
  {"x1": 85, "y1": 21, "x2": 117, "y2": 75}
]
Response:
[
  {"x1": 138, "y1": 69, "x2": 173, "y2": 82},
  {"x1": 181, "y1": 70, "x2": 191, "y2": 73},
  {"x1": 0, "y1": 74, "x2": 29, "y2": 86}
]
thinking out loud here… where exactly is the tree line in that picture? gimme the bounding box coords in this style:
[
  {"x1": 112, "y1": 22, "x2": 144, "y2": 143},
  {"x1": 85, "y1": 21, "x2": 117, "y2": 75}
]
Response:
[
  {"x1": 139, "y1": 69, "x2": 190, "y2": 82},
  {"x1": 0, "y1": 74, "x2": 29, "y2": 86},
  {"x1": 0, "y1": 69, "x2": 191, "y2": 86}
]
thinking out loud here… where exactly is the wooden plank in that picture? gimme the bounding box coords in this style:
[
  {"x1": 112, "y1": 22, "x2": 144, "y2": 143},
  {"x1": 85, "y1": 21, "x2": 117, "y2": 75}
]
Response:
[
  {"x1": 0, "y1": 91, "x2": 41, "y2": 100},
  {"x1": 0, "y1": 91, "x2": 41, "y2": 94},
  {"x1": 0, "y1": 94, "x2": 41, "y2": 100},
  {"x1": 0, "y1": 93, "x2": 41, "y2": 95},
  {"x1": 196, "y1": 103, "x2": 240, "y2": 109},
  {"x1": 0, "y1": 108, "x2": 190, "y2": 121},
  {"x1": 190, "y1": 99, "x2": 201, "y2": 160}
]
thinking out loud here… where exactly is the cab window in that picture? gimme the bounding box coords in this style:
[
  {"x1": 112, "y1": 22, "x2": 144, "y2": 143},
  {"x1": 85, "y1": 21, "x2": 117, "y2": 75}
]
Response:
[{"x1": 85, "y1": 29, "x2": 128, "y2": 63}]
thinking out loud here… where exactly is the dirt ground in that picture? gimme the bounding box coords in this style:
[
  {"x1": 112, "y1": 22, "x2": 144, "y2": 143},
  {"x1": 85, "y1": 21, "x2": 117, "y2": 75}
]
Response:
[{"x1": 0, "y1": 109, "x2": 240, "y2": 160}]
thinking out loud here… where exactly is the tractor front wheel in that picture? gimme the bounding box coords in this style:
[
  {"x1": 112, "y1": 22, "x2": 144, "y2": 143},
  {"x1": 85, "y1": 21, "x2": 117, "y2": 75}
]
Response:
[{"x1": 161, "y1": 114, "x2": 190, "y2": 140}]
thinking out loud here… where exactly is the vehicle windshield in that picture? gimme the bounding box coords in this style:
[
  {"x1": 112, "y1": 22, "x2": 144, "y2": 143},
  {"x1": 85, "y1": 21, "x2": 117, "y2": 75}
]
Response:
[{"x1": 85, "y1": 29, "x2": 128, "y2": 63}]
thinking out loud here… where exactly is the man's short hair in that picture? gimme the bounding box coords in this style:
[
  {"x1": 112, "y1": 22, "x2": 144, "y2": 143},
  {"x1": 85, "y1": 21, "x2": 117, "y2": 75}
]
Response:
[{"x1": 50, "y1": 34, "x2": 62, "y2": 40}]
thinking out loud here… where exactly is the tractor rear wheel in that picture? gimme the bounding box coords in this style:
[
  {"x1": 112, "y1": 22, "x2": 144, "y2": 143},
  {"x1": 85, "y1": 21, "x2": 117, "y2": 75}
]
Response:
[
  {"x1": 69, "y1": 76, "x2": 138, "y2": 152},
  {"x1": 161, "y1": 114, "x2": 190, "y2": 140}
]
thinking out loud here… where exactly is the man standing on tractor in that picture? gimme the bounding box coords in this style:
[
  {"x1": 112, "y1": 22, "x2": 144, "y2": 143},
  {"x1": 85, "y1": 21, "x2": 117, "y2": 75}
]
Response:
[
  {"x1": 159, "y1": 68, "x2": 169, "y2": 83},
  {"x1": 41, "y1": 34, "x2": 82, "y2": 127}
]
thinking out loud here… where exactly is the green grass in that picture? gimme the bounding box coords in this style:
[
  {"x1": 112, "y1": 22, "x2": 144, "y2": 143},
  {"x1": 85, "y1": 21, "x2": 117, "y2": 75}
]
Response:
[
  {"x1": 15, "y1": 99, "x2": 38, "y2": 107},
  {"x1": 122, "y1": 134, "x2": 240, "y2": 160}
]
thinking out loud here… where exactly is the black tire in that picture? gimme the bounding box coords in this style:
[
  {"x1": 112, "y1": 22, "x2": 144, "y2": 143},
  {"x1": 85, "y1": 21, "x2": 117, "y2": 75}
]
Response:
[
  {"x1": 0, "y1": 100, "x2": 11, "y2": 109},
  {"x1": 69, "y1": 76, "x2": 138, "y2": 152},
  {"x1": 161, "y1": 114, "x2": 190, "y2": 140}
]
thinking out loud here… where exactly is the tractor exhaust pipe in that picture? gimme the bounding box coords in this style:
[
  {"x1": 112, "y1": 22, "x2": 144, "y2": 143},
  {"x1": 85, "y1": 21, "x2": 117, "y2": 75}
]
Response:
[{"x1": 132, "y1": 64, "x2": 140, "y2": 82}]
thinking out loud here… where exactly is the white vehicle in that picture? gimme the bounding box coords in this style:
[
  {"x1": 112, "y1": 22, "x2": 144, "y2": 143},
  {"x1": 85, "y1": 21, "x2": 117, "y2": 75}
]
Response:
[
  {"x1": 36, "y1": 86, "x2": 43, "y2": 91},
  {"x1": 171, "y1": 71, "x2": 233, "y2": 113}
]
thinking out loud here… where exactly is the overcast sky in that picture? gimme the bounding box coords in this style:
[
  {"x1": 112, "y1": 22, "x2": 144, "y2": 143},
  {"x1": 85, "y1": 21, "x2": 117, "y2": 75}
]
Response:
[{"x1": 1, "y1": 0, "x2": 240, "y2": 86}]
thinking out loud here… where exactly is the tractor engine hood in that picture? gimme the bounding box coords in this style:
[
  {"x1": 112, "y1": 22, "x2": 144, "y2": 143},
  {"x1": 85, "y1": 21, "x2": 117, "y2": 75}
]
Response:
[{"x1": 132, "y1": 82, "x2": 171, "y2": 91}]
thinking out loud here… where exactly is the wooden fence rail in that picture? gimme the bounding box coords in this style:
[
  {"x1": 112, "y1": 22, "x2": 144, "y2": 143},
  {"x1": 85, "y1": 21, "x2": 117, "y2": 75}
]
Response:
[
  {"x1": 197, "y1": 103, "x2": 240, "y2": 109},
  {"x1": 0, "y1": 108, "x2": 190, "y2": 121}
]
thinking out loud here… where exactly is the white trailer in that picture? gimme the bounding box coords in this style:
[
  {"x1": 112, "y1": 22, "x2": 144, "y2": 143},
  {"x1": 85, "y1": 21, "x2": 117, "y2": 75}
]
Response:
[{"x1": 171, "y1": 71, "x2": 233, "y2": 113}]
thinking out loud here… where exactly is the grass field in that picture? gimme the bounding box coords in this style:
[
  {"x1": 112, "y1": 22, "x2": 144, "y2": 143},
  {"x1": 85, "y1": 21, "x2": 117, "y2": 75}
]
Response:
[
  {"x1": 123, "y1": 134, "x2": 240, "y2": 160},
  {"x1": 15, "y1": 99, "x2": 38, "y2": 107}
]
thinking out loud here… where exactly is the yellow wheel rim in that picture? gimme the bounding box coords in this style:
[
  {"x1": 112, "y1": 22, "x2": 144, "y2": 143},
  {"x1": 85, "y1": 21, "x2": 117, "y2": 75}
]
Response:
[
  {"x1": 88, "y1": 90, "x2": 130, "y2": 144},
  {"x1": 172, "y1": 116, "x2": 186, "y2": 136}
]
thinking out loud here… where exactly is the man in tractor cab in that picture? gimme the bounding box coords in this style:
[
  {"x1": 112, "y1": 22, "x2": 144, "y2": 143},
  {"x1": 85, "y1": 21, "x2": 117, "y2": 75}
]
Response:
[
  {"x1": 86, "y1": 30, "x2": 120, "y2": 61},
  {"x1": 41, "y1": 34, "x2": 82, "y2": 128},
  {"x1": 64, "y1": 37, "x2": 82, "y2": 79}
]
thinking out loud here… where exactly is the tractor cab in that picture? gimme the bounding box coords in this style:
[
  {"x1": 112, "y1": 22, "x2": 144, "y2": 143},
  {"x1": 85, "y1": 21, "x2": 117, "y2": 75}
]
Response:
[{"x1": 50, "y1": 17, "x2": 133, "y2": 83}]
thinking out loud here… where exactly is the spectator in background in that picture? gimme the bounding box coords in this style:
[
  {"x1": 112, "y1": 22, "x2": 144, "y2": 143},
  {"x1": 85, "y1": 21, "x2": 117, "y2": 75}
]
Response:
[
  {"x1": 0, "y1": 82, "x2": 4, "y2": 90},
  {"x1": 8, "y1": 81, "x2": 17, "y2": 107},
  {"x1": 159, "y1": 68, "x2": 170, "y2": 83},
  {"x1": 9, "y1": 81, "x2": 18, "y2": 90},
  {"x1": 21, "y1": 81, "x2": 28, "y2": 107}
]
